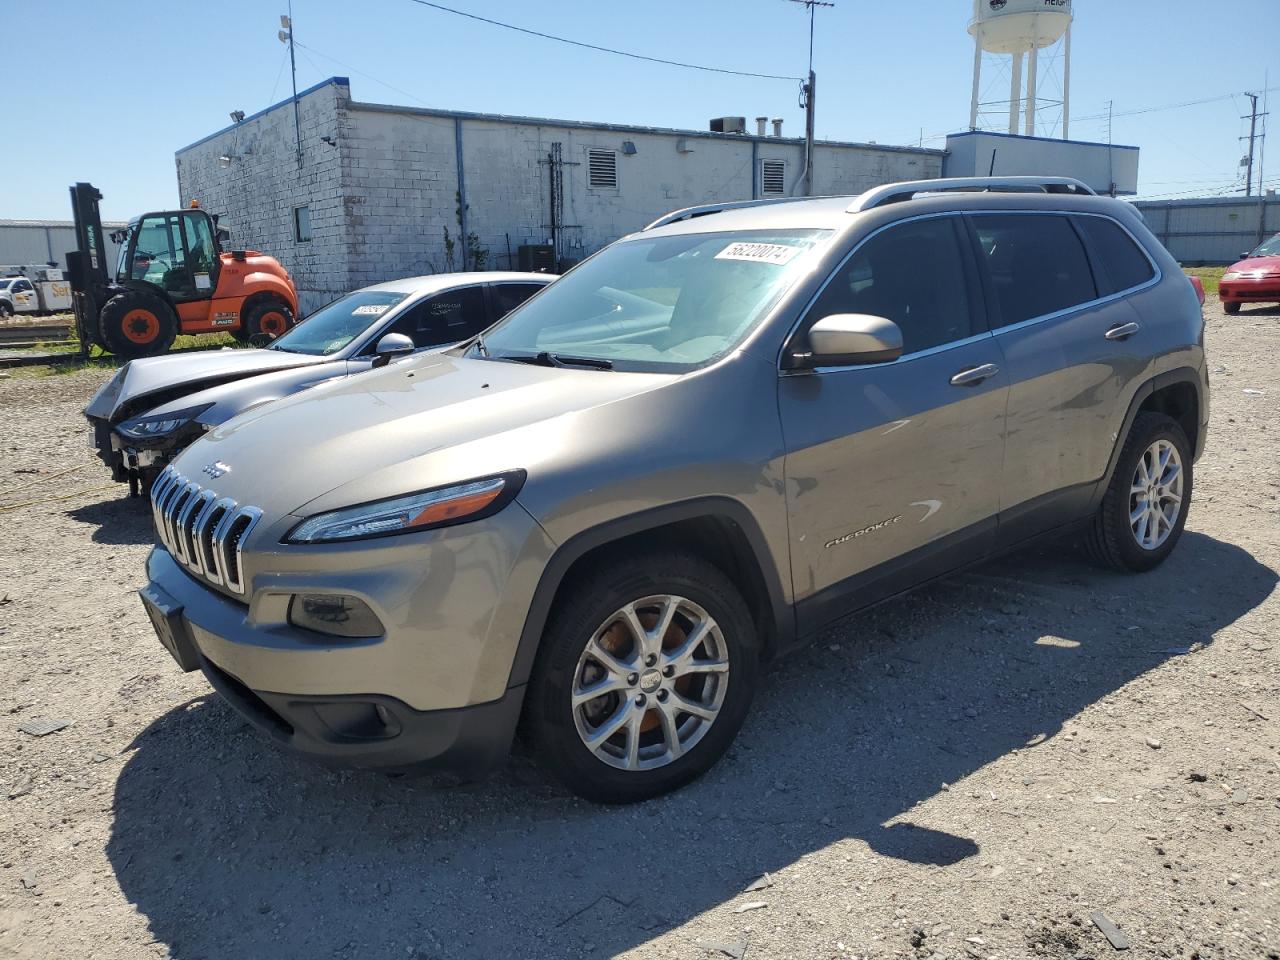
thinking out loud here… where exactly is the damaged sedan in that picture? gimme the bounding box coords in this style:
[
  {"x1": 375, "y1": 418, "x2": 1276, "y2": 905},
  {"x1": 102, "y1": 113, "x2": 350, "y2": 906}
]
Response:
[{"x1": 84, "y1": 272, "x2": 552, "y2": 492}]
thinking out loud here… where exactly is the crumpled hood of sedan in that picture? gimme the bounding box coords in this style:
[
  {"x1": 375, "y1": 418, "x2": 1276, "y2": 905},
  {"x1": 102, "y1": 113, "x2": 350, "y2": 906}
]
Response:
[
  {"x1": 169, "y1": 353, "x2": 673, "y2": 519},
  {"x1": 84, "y1": 348, "x2": 325, "y2": 422}
]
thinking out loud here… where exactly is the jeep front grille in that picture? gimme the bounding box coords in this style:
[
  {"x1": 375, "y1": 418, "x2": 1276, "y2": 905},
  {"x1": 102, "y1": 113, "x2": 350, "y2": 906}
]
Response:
[{"x1": 150, "y1": 466, "x2": 262, "y2": 595}]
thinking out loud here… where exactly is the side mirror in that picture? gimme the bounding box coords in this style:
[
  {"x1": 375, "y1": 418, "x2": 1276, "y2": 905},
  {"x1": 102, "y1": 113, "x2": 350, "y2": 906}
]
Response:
[
  {"x1": 371, "y1": 332, "x2": 415, "y2": 368},
  {"x1": 216, "y1": 227, "x2": 232, "y2": 244},
  {"x1": 789, "y1": 313, "x2": 903, "y2": 369}
]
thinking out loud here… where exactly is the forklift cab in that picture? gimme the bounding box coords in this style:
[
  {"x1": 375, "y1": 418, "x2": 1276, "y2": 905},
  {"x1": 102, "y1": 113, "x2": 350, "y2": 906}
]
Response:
[{"x1": 111, "y1": 209, "x2": 228, "y2": 303}]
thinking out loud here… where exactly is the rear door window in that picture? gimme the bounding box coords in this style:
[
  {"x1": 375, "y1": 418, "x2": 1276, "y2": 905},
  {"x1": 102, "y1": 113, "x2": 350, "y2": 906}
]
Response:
[
  {"x1": 391, "y1": 286, "x2": 488, "y2": 348},
  {"x1": 970, "y1": 214, "x2": 1098, "y2": 328},
  {"x1": 1075, "y1": 216, "x2": 1156, "y2": 295},
  {"x1": 806, "y1": 215, "x2": 976, "y2": 356}
]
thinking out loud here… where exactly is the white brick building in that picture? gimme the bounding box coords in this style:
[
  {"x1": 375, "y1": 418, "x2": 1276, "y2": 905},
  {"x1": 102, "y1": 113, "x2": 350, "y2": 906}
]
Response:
[{"x1": 176, "y1": 78, "x2": 945, "y2": 312}]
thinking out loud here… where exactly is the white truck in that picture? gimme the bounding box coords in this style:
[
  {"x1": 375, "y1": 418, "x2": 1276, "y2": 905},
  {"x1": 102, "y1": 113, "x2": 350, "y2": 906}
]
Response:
[{"x1": 0, "y1": 265, "x2": 73, "y2": 316}]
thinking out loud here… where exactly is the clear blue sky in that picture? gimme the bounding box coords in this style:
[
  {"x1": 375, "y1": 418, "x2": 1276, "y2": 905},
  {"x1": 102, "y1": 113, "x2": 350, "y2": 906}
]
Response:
[{"x1": 3, "y1": 0, "x2": 1276, "y2": 221}]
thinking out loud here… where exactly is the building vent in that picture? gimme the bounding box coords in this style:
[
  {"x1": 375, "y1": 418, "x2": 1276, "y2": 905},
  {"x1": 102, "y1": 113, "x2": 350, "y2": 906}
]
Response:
[
  {"x1": 761, "y1": 159, "x2": 787, "y2": 196},
  {"x1": 588, "y1": 149, "x2": 618, "y2": 189},
  {"x1": 710, "y1": 116, "x2": 747, "y2": 134}
]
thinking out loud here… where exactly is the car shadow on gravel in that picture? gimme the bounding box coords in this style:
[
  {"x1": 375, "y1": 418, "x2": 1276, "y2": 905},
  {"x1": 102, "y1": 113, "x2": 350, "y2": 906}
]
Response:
[
  {"x1": 66, "y1": 495, "x2": 153, "y2": 545},
  {"x1": 106, "y1": 531, "x2": 1276, "y2": 959}
]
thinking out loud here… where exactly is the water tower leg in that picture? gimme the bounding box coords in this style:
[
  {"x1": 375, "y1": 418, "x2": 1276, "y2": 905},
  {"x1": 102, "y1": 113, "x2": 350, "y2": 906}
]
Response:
[
  {"x1": 1025, "y1": 44, "x2": 1039, "y2": 136},
  {"x1": 970, "y1": 31, "x2": 982, "y2": 131},
  {"x1": 1008, "y1": 52, "x2": 1023, "y2": 135},
  {"x1": 1062, "y1": 25, "x2": 1072, "y2": 139}
]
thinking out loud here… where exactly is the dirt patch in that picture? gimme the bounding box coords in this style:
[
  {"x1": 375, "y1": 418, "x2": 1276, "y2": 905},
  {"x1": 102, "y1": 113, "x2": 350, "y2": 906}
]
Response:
[{"x1": 0, "y1": 304, "x2": 1277, "y2": 959}]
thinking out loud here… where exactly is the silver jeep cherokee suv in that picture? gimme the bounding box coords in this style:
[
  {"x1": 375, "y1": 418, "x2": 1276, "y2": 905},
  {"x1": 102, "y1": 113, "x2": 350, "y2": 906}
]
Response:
[{"x1": 141, "y1": 177, "x2": 1209, "y2": 803}]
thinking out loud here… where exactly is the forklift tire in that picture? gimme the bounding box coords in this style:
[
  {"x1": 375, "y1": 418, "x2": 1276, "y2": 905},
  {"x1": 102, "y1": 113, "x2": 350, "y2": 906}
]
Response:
[
  {"x1": 99, "y1": 291, "x2": 177, "y2": 359},
  {"x1": 238, "y1": 297, "x2": 295, "y2": 344}
]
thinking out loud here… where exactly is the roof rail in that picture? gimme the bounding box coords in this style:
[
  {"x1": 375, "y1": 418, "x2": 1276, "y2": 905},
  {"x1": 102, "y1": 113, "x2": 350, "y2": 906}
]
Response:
[
  {"x1": 848, "y1": 176, "x2": 1096, "y2": 213},
  {"x1": 643, "y1": 196, "x2": 820, "y2": 231}
]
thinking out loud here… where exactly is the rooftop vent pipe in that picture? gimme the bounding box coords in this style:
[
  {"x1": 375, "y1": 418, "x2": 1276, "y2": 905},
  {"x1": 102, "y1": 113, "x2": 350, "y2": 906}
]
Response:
[
  {"x1": 771, "y1": 118, "x2": 784, "y2": 137},
  {"x1": 756, "y1": 116, "x2": 768, "y2": 137}
]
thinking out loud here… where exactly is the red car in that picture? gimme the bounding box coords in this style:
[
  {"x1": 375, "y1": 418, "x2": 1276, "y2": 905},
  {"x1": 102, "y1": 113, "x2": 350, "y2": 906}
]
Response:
[{"x1": 1220, "y1": 233, "x2": 1280, "y2": 314}]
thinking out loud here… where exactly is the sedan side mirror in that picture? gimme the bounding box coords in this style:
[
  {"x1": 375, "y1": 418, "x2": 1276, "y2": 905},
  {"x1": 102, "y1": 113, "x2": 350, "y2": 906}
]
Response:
[
  {"x1": 788, "y1": 313, "x2": 903, "y2": 369},
  {"x1": 1241, "y1": 251, "x2": 1253, "y2": 260},
  {"x1": 371, "y1": 332, "x2": 415, "y2": 368}
]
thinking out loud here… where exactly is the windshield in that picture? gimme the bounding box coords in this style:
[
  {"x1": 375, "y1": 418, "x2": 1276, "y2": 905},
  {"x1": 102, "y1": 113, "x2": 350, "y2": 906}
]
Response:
[
  {"x1": 474, "y1": 229, "x2": 832, "y2": 371},
  {"x1": 1250, "y1": 234, "x2": 1280, "y2": 258},
  {"x1": 269, "y1": 290, "x2": 410, "y2": 355}
]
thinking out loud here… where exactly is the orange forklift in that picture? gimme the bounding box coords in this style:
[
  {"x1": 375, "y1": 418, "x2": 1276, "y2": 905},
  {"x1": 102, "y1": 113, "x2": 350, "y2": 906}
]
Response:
[{"x1": 67, "y1": 182, "x2": 299, "y2": 359}]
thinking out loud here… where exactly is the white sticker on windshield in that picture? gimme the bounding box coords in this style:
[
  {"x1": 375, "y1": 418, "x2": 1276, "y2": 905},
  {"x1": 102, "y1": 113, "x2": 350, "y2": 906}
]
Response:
[
  {"x1": 715, "y1": 242, "x2": 802, "y2": 265},
  {"x1": 194, "y1": 272, "x2": 211, "y2": 290},
  {"x1": 353, "y1": 304, "x2": 390, "y2": 316}
]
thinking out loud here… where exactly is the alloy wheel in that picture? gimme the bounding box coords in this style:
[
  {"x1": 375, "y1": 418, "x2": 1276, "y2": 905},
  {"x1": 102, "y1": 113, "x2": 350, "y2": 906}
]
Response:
[
  {"x1": 571, "y1": 594, "x2": 729, "y2": 772},
  {"x1": 1129, "y1": 438, "x2": 1184, "y2": 550}
]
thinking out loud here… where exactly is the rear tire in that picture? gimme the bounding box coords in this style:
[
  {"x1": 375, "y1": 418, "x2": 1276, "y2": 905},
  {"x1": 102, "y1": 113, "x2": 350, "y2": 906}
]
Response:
[
  {"x1": 526, "y1": 551, "x2": 759, "y2": 803},
  {"x1": 1223, "y1": 301, "x2": 1241, "y2": 315},
  {"x1": 237, "y1": 297, "x2": 294, "y2": 344},
  {"x1": 1085, "y1": 412, "x2": 1192, "y2": 573},
  {"x1": 98, "y1": 290, "x2": 177, "y2": 359}
]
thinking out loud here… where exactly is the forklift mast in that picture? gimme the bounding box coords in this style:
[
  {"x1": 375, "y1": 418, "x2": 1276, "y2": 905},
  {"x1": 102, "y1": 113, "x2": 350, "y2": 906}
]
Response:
[{"x1": 66, "y1": 182, "x2": 111, "y2": 353}]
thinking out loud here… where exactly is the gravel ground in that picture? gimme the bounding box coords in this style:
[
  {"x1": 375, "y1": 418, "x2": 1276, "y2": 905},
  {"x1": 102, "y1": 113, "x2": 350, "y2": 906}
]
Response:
[{"x1": 0, "y1": 302, "x2": 1277, "y2": 960}]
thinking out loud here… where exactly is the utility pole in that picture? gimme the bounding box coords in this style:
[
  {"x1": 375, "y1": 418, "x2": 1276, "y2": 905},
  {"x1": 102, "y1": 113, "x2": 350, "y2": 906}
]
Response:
[
  {"x1": 787, "y1": 0, "x2": 832, "y2": 197},
  {"x1": 1240, "y1": 92, "x2": 1268, "y2": 197},
  {"x1": 279, "y1": 5, "x2": 302, "y2": 168}
]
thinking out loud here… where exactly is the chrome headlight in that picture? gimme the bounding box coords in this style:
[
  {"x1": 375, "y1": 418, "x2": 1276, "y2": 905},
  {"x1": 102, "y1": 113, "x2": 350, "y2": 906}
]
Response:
[
  {"x1": 116, "y1": 403, "x2": 213, "y2": 439},
  {"x1": 285, "y1": 471, "x2": 526, "y2": 544}
]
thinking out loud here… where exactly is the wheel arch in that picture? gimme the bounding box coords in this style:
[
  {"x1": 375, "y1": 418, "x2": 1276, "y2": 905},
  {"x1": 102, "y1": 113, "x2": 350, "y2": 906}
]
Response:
[
  {"x1": 506, "y1": 498, "x2": 795, "y2": 690},
  {"x1": 236, "y1": 275, "x2": 298, "y2": 315},
  {"x1": 1095, "y1": 366, "x2": 1204, "y2": 508}
]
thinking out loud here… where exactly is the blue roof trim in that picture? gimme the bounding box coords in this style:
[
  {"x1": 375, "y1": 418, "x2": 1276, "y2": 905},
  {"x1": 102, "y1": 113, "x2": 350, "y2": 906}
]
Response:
[
  {"x1": 174, "y1": 77, "x2": 350, "y2": 155},
  {"x1": 946, "y1": 129, "x2": 1140, "y2": 152}
]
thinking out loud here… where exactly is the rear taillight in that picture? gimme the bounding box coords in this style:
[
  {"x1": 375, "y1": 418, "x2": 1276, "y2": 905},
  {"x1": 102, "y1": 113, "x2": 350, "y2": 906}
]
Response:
[{"x1": 1188, "y1": 276, "x2": 1206, "y2": 306}]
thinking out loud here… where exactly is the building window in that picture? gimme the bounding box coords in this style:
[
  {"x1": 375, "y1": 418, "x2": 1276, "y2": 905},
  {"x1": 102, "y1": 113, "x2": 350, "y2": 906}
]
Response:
[
  {"x1": 587, "y1": 149, "x2": 618, "y2": 189},
  {"x1": 761, "y1": 159, "x2": 787, "y2": 196},
  {"x1": 293, "y1": 205, "x2": 312, "y2": 243}
]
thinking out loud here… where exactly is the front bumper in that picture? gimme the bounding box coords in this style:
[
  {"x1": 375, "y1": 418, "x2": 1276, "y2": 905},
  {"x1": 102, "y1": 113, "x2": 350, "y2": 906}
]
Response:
[
  {"x1": 139, "y1": 501, "x2": 554, "y2": 772},
  {"x1": 1219, "y1": 279, "x2": 1280, "y2": 304}
]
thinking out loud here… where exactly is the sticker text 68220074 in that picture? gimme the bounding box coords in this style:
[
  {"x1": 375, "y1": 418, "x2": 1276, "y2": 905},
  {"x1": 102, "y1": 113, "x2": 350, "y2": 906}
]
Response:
[{"x1": 714, "y1": 242, "x2": 802, "y2": 266}]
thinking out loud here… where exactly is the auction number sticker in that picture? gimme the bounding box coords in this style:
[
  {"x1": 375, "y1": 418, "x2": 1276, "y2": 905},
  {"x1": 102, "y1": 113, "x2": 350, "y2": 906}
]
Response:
[
  {"x1": 715, "y1": 242, "x2": 802, "y2": 265},
  {"x1": 353, "y1": 304, "x2": 390, "y2": 316}
]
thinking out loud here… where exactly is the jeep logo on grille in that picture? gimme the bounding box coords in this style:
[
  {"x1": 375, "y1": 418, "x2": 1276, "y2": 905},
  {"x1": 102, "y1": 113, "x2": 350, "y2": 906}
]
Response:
[{"x1": 202, "y1": 461, "x2": 231, "y2": 479}]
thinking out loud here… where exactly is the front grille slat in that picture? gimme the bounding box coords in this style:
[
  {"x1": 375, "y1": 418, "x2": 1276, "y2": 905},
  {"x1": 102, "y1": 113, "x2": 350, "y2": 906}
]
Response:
[{"x1": 151, "y1": 466, "x2": 261, "y2": 596}]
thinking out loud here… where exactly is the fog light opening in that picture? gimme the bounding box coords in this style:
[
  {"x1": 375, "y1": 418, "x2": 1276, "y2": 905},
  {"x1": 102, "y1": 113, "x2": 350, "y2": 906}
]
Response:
[{"x1": 288, "y1": 593, "x2": 384, "y2": 639}]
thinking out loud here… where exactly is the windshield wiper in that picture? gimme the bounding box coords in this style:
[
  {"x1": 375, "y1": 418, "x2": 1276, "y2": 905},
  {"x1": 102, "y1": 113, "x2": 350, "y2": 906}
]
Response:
[{"x1": 499, "y1": 351, "x2": 613, "y2": 370}]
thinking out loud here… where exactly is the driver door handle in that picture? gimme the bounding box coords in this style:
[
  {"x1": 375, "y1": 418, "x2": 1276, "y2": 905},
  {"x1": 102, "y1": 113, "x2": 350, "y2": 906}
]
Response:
[
  {"x1": 950, "y1": 363, "x2": 1000, "y2": 387},
  {"x1": 1104, "y1": 321, "x2": 1141, "y2": 341}
]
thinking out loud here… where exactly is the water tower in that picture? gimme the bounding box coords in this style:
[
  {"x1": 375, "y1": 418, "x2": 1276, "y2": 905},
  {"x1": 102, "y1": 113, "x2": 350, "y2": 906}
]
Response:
[{"x1": 968, "y1": 0, "x2": 1074, "y2": 139}]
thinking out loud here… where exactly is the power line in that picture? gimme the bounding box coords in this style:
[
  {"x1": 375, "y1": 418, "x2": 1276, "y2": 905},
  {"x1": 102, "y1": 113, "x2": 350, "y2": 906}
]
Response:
[
  {"x1": 1073, "y1": 86, "x2": 1280, "y2": 123},
  {"x1": 404, "y1": 0, "x2": 802, "y2": 82}
]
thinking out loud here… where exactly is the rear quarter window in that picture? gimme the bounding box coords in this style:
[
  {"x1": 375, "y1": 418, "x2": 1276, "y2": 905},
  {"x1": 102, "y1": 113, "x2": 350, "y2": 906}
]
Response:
[{"x1": 1076, "y1": 216, "x2": 1156, "y2": 294}]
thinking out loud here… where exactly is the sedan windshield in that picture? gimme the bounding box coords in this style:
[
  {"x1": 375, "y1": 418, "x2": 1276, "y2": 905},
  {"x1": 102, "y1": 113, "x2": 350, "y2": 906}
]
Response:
[
  {"x1": 1250, "y1": 234, "x2": 1280, "y2": 258},
  {"x1": 270, "y1": 290, "x2": 410, "y2": 355},
  {"x1": 475, "y1": 229, "x2": 832, "y2": 371}
]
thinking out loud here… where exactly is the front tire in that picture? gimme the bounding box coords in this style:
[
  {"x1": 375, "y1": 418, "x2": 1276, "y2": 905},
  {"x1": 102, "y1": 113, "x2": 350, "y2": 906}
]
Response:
[
  {"x1": 1223, "y1": 301, "x2": 1241, "y2": 315},
  {"x1": 527, "y1": 551, "x2": 759, "y2": 803},
  {"x1": 1085, "y1": 412, "x2": 1192, "y2": 572},
  {"x1": 0, "y1": 301, "x2": 13, "y2": 318},
  {"x1": 98, "y1": 290, "x2": 177, "y2": 359}
]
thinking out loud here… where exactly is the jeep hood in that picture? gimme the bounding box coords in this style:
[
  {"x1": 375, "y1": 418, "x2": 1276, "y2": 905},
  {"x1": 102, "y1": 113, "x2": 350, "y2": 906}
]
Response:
[
  {"x1": 171, "y1": 353, "x2": 674, "y2": 518},
  {"x1": 84, "y1": 348, "x2": 327, "y2": 422}
]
